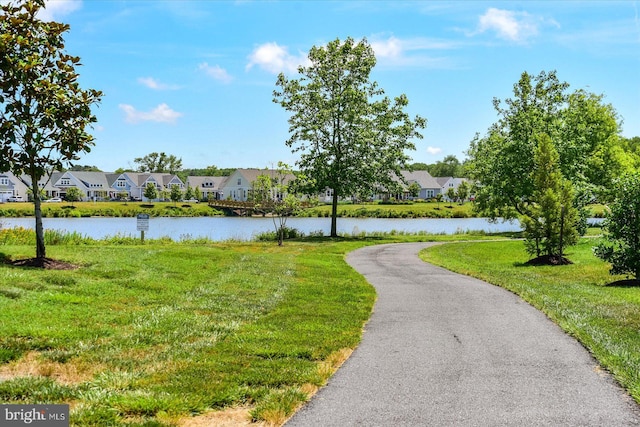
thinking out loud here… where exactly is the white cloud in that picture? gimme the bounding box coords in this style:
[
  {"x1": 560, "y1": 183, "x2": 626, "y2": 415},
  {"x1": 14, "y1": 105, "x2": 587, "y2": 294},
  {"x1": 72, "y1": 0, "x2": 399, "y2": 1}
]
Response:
[
  {"x1": 198, "y1": 63, "x2": 233, "y2": 84},
  {"x1": 137, "y1": 77, "x2": 180, "y2": 91},
  {"x1": 370, "y1": 35, "x2": 459, "y2": 68},
  {"x1": 37, "y1": 0, "x2": 82, "y2": 21},
  {"x1": 119, "y1": 103, "x2": 183, "y2": 124},
  {"x1": 475, "y1": 8, "x2": 538, "y2": 42},
  {"x1": 246, "y1": 42, "x2": 309, "y2": 74},
  {"x1": 426, "y1": 146, "x2": 442, "y2": 155}
]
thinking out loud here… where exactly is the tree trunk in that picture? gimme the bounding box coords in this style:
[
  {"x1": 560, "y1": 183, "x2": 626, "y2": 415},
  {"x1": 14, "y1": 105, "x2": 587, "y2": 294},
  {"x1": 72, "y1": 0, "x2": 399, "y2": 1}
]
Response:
[
  {"x1": 32, "y1": 180, "x2": 46, "y2": 259},
  {"x1": 331, "y1": 189, "x2": 338, "y2": 237}
]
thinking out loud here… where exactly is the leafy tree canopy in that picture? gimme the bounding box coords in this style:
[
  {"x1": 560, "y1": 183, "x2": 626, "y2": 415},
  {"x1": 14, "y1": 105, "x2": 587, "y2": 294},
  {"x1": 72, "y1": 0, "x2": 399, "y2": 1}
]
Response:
[
  {"x1": 0, "y1": 0, "x2": 102, "y2": 259},
  {"x1": 134, "y1": 152, "x2": 182, "y2": 174},
  {"x1": 273, "y1": 37, "x2": 426, "y2": 236},
  {"x1": 467, "y1": 70, "x2": 622, "y2": 221}
]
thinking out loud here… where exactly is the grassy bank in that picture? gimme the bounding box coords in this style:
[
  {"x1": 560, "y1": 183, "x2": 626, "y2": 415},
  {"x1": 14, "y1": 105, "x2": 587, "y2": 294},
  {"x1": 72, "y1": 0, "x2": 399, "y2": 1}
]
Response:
[
  {"x1": 0, "y1": 201, "x2": 222, "y2": 218},
  {"x1": 421, "y1": 239, "x2": 640, "y2": 404}
]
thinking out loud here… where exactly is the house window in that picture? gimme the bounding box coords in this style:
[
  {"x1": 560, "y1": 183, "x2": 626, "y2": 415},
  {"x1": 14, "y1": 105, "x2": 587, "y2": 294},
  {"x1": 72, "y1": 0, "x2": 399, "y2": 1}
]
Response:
[
  {"x1": 116, "y1": 180, "x2": 126, "y2": 188},
  {"x1": 426, "y1": 190, "x2": 435, "y2": 198},
  {"x1": 0, "y1": 177, "x2": 8, "y2": 186},
  {"x1": 61, "y1": 179, "x2": 70, "y2": 185},
  {"x1": 237, "y1": 179, "x2": 242, "y2": 186}
]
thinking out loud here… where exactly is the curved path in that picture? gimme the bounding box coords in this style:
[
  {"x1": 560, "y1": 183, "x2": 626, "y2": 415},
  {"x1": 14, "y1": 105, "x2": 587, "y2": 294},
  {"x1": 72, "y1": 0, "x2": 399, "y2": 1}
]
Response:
[{"x1": 286, "y1": 242, "x2": 640, "y2": 426}]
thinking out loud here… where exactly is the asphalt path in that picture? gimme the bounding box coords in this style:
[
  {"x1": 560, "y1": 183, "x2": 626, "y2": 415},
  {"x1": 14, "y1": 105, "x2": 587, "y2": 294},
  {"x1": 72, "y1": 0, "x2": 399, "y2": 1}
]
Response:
[{"x1": 286, "y1": 242, "x2": 640, "y2": 426}]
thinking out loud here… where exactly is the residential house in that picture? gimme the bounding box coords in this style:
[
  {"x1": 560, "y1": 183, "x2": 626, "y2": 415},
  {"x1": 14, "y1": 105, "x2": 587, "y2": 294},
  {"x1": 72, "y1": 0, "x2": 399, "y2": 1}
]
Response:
[
  {"x1": 436, "y1": 177, "x2": 471, "y2": 201},
  {"x1": 52, "y1": 171, "x2": 117, "y2": 201},
  {"x1": 221, "y1": 169, "x2": 295, "y2": 202},
  {"x1": 20, "y1": 172, "x2": 64, "y2": 200},
  {"x1": 378, "y1": 170, "x2": 441, "y2": 201},
  {"x1": 120, "y1": 173, "x2": 185, "y2": 201},
  {"x1": 186, "y1": 176, "x2": 227, "y2": 201},
  {"x1": 0, "y1": 171, "x2": 29, "y2": 202}
]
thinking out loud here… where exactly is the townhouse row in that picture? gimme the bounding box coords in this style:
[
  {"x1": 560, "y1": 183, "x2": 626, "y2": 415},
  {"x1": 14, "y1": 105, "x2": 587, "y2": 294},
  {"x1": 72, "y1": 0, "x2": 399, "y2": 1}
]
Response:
[{"x1": 0, "y1": 168, "x2": 470, "y2": 203}]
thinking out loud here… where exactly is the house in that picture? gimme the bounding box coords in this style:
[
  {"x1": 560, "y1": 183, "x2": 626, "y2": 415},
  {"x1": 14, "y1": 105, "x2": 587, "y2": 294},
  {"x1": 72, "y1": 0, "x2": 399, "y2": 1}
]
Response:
[
  {"x1": 52, "y1": 171, "x2": 117, "y2": 201},
  {"x1": 186, "y1": 176, "x2": 227, "y2": 201},
  {"x1": 436, "y1": 177, "x2": 472, "y2": 201},
  {"x1": 375, "y1": 170, "x2": 441, "y2": 201},
  {"x1": 221, "y1": 169, "x2": 295, "y2": 202},
  {"x1": 0, "y1": 171, "x2": 29, "y2": 202},
  {"x1": 119, "y1": 173, "x2": 184, "y2": 201},
  {"x1": 20, "y1": 172, "x2": 64, "y2": 200}
]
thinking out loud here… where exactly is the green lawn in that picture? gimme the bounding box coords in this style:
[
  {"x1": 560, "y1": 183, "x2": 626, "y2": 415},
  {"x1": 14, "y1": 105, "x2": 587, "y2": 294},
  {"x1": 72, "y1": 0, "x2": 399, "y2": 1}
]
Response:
[
  {"x1": 2, "y1": 230, "x2": 635, "y2": 425},
  {"x1": 0, "y1": 239, "x2": 378, "y2": 426},
  {"x1": 421, "y1": 239, "x2": 640, "y2": 404},
  {"x1": 0, "y1": 201, "x2": 222, "y2": 218}
]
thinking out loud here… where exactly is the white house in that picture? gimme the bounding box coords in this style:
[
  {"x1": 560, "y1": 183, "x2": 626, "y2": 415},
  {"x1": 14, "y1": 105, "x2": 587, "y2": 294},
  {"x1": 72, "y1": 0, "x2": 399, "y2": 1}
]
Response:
[
  {"x1": 436, "y1": 177, "x2": 471, "y2": 201},
  {"x1": 186, "y1": 176, "x2": 227, "y2": 200},
  {"x1": 221, "y1": 169, "x2": 295, "y2": 202},
  {"x1": 0, "y1": 171, "x2": 29, "y2": 202}
]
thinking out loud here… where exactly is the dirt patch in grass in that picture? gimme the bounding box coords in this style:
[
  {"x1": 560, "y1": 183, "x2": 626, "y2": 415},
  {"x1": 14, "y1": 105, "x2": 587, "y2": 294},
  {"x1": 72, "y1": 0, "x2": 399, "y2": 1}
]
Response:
[
  {"x1": 8, "y1": 257, "x2": 78, "y2": 270},
  {"x1": 177, "y1": 406, "x2": 262, "y2": 427},
  {"x1": 525, "y1": 255, "x2": 573, "y2": 266},
  {"x1": 0, "y1": 351, "x2": 97, "y2": 385}
]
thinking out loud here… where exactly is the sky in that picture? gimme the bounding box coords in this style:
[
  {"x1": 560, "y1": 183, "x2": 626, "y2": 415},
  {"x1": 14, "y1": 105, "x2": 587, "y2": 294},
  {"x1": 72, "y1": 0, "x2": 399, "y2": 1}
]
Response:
[{"x1": 31, "y1": 0, "x2": 640, "y2": 172}]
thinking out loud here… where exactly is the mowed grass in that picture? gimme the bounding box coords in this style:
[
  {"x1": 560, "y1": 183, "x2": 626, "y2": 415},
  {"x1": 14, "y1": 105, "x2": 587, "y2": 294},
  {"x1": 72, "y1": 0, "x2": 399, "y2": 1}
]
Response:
[
  {"x1": 0, "y1": 240, "x2": 376, "y2": 425},
  {"x1": 421, "y1": 239, "x2": 640, "y2": 403},
  {"x1": 0, "y1": 201, "x2": 221, "y2": 218}
]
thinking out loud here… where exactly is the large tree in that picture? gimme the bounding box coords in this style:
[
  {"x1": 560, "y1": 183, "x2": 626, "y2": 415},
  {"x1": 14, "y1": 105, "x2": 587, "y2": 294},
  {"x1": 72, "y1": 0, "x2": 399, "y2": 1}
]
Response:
[
  {"x1": 273, "y1": 37, "x2": 426, "y2": 237},
  {"x1": 467, "y1": 70, "x2": 622, "y2": 222},
  {"x1": 134, "y1": 152, "x2": 182, "y2": 174},
  {"x1": 0, "y1": 0, "x2": 102, "y2": 260}
]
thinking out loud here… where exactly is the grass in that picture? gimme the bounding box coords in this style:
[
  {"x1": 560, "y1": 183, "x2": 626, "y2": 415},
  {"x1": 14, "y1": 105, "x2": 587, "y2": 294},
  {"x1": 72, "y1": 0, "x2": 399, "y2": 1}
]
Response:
[
  {"x1": 421, "y1": 238, "x2": 640, "y2": 404},
  {"x1": 0, "y1": 238, "x2": 381, "y2": 425},
  {"x1": 0, "y1": 201, "x2": 222, "y2": 218},
  {"x1": 300, "y1": 200, "x2": 476, "y2": 218}
]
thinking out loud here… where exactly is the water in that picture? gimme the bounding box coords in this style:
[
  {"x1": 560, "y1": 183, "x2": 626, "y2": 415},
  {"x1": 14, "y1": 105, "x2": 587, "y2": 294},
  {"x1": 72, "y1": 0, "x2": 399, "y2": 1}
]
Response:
[{"x1": 0, "y1": 216, "x2": 521, "y2": 241}]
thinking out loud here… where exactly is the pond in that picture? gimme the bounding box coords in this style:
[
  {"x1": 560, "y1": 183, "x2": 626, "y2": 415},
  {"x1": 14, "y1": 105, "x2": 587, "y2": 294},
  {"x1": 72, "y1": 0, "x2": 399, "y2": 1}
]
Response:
[{"x1": 0, "y1": 216, "x2": 522, "y2": 241}]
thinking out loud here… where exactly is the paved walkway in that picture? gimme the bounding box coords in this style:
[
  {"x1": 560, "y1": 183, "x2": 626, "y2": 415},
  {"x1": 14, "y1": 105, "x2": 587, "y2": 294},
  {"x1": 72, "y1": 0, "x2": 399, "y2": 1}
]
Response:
[{"x1": 286, "y1": 242, "x2": 640, "y2": 426}]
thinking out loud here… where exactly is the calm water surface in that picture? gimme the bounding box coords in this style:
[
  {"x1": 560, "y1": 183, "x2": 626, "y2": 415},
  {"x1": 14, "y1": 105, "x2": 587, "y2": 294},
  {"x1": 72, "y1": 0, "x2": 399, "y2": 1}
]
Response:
[{"x1": 0, "y1": 216, "x2": 521, "y2": 241}]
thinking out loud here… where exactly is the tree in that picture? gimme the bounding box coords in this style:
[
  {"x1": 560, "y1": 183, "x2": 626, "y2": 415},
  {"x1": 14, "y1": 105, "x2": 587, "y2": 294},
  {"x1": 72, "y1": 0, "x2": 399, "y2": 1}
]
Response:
[
  {"x1": 65, "y1": 186, "x2": 83, "y2": 205},
  {"x1": 0, "y1": 0, "x2": 102, "y2": 260},
  {"x1": 520, "y1": 134, "x2": 578, "y2": 261},
  {"x1": 594, "y1": 173, "x2": 640, "y2": 280},
  {"x1": 274, "y1": 37, "x2": 426, "y2": 237},
  {"x1": 445, "y1": 187, "x2": 456, "y2": 206},
  {"x1": 457, "y1": 180, "x2": 469, "y2": 204},
  {"x1": 143, "y1": 183, "x2": 158, "y2": 201},
  {"x1": 134, "y1": 152, "x2": 182, "y2": 174},
  {"x1": 184, "y1": 184, "x2": 196, "y2": 201},
  {"x1": 70, "y1": 165, "x2": 101, "y2": 172},
  {"x1": 429, "y1": 155, "x2": 463, "y2": 177},
  {"x1": 170, "y1": 184, "x2": 182, "y2": 205},
  {"x1": 407, "y1": 182, "x2": 421, "y2": 199},
  {"x1": 467, "y1": 70, "x2": 621, "y2": 222}
]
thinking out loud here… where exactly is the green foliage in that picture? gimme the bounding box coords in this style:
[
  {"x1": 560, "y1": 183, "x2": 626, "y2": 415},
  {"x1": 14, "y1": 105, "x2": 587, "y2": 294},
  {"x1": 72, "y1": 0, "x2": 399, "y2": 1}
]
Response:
[
  {"x1": 274, "y1": 37, "x2": 426, "y2": 237},
  {"x1": 169, "y1": 184, "x2": 182, "y2": 205},
  {"x1": 521, "y1": 134, "x2": 578, "y2": 258},
  {"x1": 143, "y1": 183, "x2": 158, "y2": 201},
  {"x1": 594, "y1": 172, "x2": 640, "y2": 278},
  {"x1": 65, "y1": 187, "x2": 83, "y2": 204},
  {"x1": 134, "y1": 152, "x2": 182, "y2": 174},
  {"x1": 467, "y1": 70, "x2": 621, "y2": 221},
  {"x1": 0, "y1": 0, "x2": 102, "y2": 258}
]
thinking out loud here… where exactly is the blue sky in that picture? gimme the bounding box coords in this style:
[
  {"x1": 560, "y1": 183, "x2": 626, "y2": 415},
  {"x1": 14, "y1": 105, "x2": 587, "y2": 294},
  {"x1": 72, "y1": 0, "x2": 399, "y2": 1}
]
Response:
[{"x1": 38, "y1": 0, "x2": 640, "y2": 172}]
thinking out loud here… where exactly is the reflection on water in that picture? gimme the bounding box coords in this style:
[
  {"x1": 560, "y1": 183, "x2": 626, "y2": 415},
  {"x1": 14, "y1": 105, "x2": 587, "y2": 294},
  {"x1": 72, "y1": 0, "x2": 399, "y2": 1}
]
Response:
[{"x1": 0, "y1": 216, "x2": 522, "y2": 241}]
